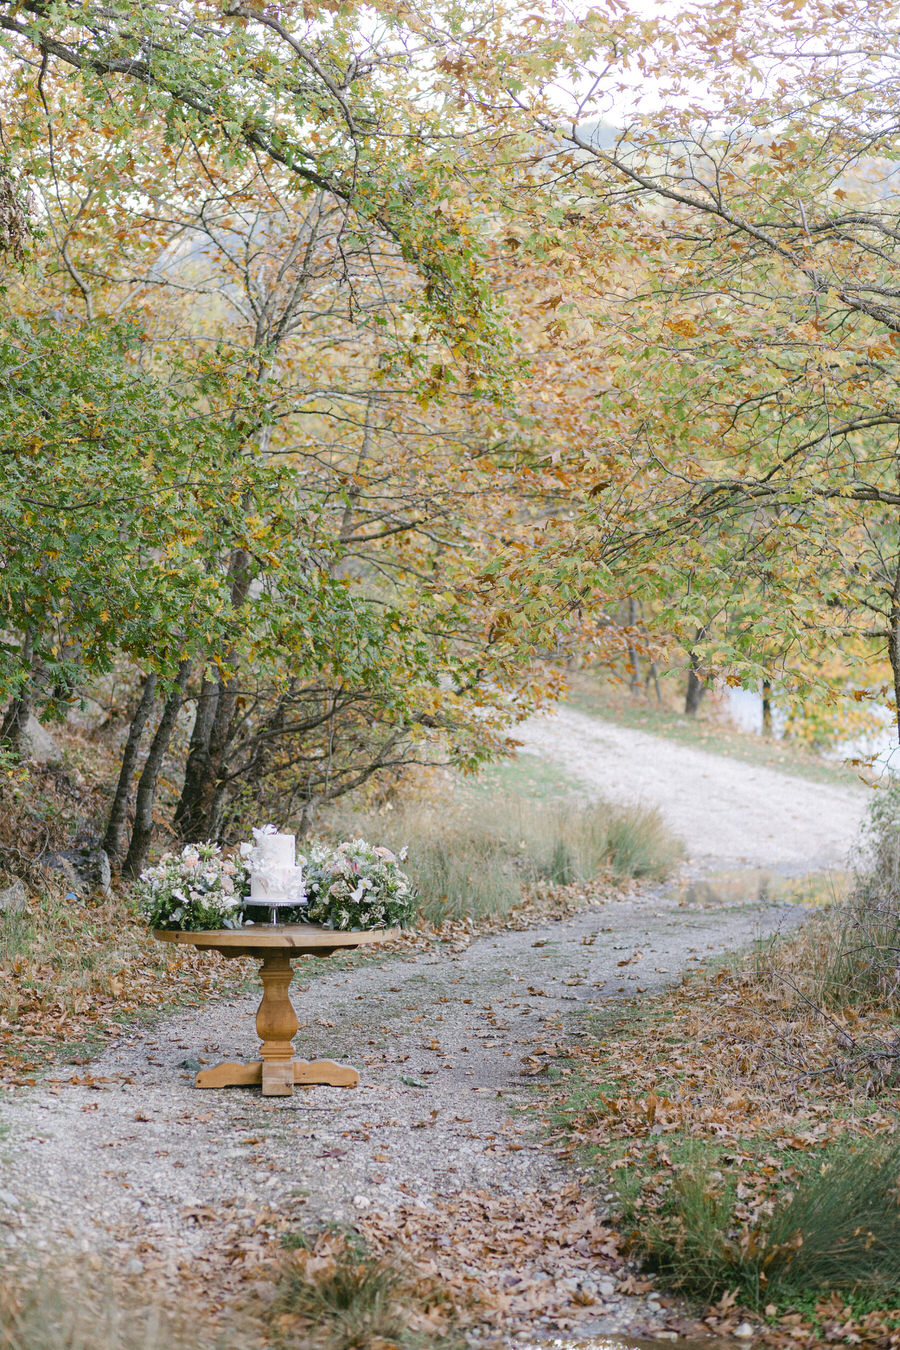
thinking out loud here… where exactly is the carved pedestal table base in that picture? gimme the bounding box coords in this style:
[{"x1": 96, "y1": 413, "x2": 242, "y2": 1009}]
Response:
[{"x1": 153, "y1": 924, "x2": 395, "y2": 1097}]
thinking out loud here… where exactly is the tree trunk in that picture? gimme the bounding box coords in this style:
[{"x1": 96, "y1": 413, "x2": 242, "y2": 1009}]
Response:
[
  {"x1": 626, "y1": 598, "x2": 642, "y2": 694},
  {"x1": 889, "y1": 552, "x2": 900, "y2": 744},
  {"x1": 684, "y1": 666, "x2": 705, "y2": 715},
  {"x1": 122, "y1": 660, "x2": 191, "y2": 880},
  {"x1": 206, "y1": 772, "x2": 231, "y2": 842},
  {"x1": 200, "y1": 678, "x2": 250, "y2": 841},
  {"x1": 761, "y1": 679, "x2": 773, "y2": 737},
  {"x1": 0, "y1": 629, "x2": 35, "y2": 756},
  {"x1": 297, "y1": 796, "x2": 319, "y2": 838},
  {"x1": 172, "y1": 673, "x2": 219, "y2": 840},
  {"x1": 646, "y1": 660, "x2": 663, "y2": 705},
  {"x1": 102, "y1": 671, "x2": 157, "y2": 861},
  {"x1": 172, "y1": 549, "x2": 252, "y2": 841},
  {"x1": 174, "y1": 670, "x2": 242, "y2": 841},
  {"x1": 684, "y1": 627, "x2": 707, "y2": 716}
]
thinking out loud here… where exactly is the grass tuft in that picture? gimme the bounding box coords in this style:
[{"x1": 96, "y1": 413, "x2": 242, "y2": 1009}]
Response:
[
  {"x1": 636, "y1": 1136, "x2": 900, "y2": 1309},
  {"x1": 271, "y1": 1228, "x2": 463, "y2": 1349},
  {"x1": 603, "y1": 804, "x2": 683, "y2": 881},
  {"x1": 276, "y1": 1251, "x2": 401, "y2": 1348}
]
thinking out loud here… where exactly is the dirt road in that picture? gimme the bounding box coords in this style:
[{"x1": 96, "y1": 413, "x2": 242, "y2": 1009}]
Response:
[
  {"x1": 518, "y1": 706, "x2": 869, "y2": 871},
  {"x1": 0, "y1": 709, "x2": 866, "y2": 1344}
]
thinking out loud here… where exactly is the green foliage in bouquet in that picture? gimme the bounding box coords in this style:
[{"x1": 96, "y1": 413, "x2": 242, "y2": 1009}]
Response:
[
  {"x1": 302, "y1": 840, "x2": 416, "y2": 931},
  {"x1": 137, "y1": 844, "x2": 249, "y2": 930}
]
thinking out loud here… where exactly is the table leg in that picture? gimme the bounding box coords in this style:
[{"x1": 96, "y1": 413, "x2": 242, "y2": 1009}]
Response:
[
  {"x1": 257, "y1": 949, "x2": 298, "y2": 1096},
  {"x1": 195, "y1": 949, "x2": 360, "y2": 1095}
]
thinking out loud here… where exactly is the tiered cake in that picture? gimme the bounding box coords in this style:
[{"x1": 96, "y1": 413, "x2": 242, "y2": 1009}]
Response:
[{"x1": 244, "y1": 828, "x2": 306, "y2": 920}]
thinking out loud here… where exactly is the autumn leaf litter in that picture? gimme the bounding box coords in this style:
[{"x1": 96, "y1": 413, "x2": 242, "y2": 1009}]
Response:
[{"x1": 0, "y1": 873, "x2": 805, "y2": 1345}]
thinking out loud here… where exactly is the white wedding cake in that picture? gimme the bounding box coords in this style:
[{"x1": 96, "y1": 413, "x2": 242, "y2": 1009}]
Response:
[{"x1": 242, "y1": 826, "x2": 306, "y2": 911}]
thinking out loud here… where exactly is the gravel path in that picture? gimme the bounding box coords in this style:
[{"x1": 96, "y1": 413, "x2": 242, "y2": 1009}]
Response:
[
  {"x1": 518, "y1": 706, "x2": 868, "y2": 871},
  {"x1": 1, "y1": 889, "x2": 806, "y2": 1342},
  {"x1": 0, "y1": 712, "x2": 867, "y2": 1343}
]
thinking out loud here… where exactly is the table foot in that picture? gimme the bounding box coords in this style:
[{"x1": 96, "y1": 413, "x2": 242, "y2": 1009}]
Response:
[
  {"x1": 294, "y1": 1059, "x2": 359, "y2": 1088},
  {"x1": 195, "y1": 1058, "x2": 360, "y2": 1094},
  {"x1": 196, "y1": 1061, "x2": 262, "y2": 1089}
]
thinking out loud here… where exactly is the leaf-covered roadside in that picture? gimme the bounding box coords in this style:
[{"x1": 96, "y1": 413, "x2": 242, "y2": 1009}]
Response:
[
  {"x1": 0, "y1": 886, "x2": 254, "y2": 1089},
  {"x1": 356, "y1": 1187, "x2": 626, "y2": 1338},
  {"x1": 547, "y1": 914, "x2": 900, "y2": 1348},
  {"x1": 246, "y1": 1190, "x2": 640, "y2": 1346}
]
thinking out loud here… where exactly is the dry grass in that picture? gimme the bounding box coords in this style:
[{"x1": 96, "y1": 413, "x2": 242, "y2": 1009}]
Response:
[
  {"x1": 333, "y1": 791, "x2": 683, "y2": 924},
  {"x1": 357, "y1": 1185, "x2": 630, "y2": 1340},
  {"x1": 0, "y1": 1275, "x2": 240, "y2": 1350}
]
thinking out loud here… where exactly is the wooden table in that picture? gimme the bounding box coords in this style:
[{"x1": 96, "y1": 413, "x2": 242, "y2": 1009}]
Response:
[{"x1": 153, "y1": 925, "x2": 397, "y2": 1097}]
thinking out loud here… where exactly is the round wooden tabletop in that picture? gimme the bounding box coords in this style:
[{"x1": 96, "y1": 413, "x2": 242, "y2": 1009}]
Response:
[{"x1": 152, "y1": 924, "x2": 397, "y2": 953}]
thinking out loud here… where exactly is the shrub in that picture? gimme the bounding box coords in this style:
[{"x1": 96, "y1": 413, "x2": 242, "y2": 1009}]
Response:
[
  {"x1": 770, "y1": 781, "x2": 900, "y2": 1014},
  {"x1": 835, "y1": 779, "x2": 900, "y2": 1007},
  {"x1": 272, "y1": 1228, "x2": 463, "y2": 1349}
]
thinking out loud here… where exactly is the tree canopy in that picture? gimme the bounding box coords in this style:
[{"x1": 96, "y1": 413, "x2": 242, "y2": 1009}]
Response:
[{"x1": 3, "y1": 0, "x2": 899, "y2": 868}]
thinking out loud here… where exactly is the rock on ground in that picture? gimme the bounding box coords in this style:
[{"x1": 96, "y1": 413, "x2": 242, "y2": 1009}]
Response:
[
  {"x1": 41, "y1": 846, "x2": 111, "y2": 896},
  {"x1": 22, "y1": 714, "x2": 61, "y2": 764},
  {"x1": 0, "y1": 878, "x2": 26, "y2": 915}
]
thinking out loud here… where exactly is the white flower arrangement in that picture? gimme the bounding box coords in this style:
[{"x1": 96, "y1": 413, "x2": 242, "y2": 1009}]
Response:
[
  {"x1": 137, "y1": 843, "x2": 249, "y2": 931},
  {"x1": 137, "y1": 832, "x2": 414, "y2": 933},
  {"x1": 303, "y1": 838, "x2": 415, "y2": 931}
]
